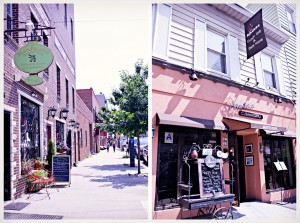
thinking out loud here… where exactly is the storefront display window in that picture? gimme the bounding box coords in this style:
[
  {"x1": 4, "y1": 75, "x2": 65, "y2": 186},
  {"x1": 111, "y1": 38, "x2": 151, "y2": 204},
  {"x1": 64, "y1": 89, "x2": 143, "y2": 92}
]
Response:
[
  {"x1": 155, "y1": 125, "x2": 220, "y2": 209},
  {"x1": 20, "y1": 97, "x2": 40, "y2": 160},
  {"x1": 262, "y1": 137, "x2": 295, "y2": 191}
]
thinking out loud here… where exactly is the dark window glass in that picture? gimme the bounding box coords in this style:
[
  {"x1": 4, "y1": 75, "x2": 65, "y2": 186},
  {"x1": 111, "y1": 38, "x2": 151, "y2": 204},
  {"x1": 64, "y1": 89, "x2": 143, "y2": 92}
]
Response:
[
  {"x1": 56, "y1": 121, "x2": 64, "y2": 146},
  {"x1": 71, "y1": 18, "x2": 74, "y2": 42},
  {"x1": 6, "y1": 4, "x2": 13, "y2": 34},
  {"x1": 43, "y1": 33, "x2": 49, "y2": 75},
  {"x1": 72, "y1": 87, "x2": 75, "y2": 110},
  {"x1": 64, "y1": 4, "x2": 67, "y2": 27},
  {"x1": 66, "y1": 78, "x2": 69, "y2": 106},
  {"x1": 85, "y1": 131, "x2": 88, "y2": 146},
  {"x1": 155, "y1": 125, "x2": 220, "y2": 209},
  {"x1": 80, "y1": 129, "x2": 83, "y2": 147},
  {"x1": 263, "y1": 137, "x2": 296, "y2": 191},
  {"x1": 20, "y1": 97, "x2": 40, "y2": 160},
  {"x1": 57, "y1": 66, "x2": 61, "y2": 98}
]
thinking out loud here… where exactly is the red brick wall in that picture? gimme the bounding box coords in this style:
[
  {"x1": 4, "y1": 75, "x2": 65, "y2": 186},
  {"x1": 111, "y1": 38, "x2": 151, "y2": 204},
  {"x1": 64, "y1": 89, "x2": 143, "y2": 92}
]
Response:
[
  {"x1": 76, "y1": 94, "x2": 93, "y2": 161},
  {"x1": 4, "y1": 4, "x2": 76, "y2": 200}
]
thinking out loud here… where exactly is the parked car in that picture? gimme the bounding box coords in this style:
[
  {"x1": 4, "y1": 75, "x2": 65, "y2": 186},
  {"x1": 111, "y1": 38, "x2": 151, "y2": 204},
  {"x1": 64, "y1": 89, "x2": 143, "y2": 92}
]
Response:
[{"x1": 135, "y1": 137, "x2": 148, "y2": 159}]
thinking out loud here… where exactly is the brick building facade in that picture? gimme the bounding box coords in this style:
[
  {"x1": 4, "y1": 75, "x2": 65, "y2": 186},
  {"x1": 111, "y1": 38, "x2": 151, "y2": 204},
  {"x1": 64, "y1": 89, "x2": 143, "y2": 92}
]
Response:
[
  {"x1": 76, "y1": 94, "x2": 93, "y2": 162},
  {"x1": 4, "y1": 4, "x2": 76, "y2": 201},
  {"x1": 77, "y1": 88, "x2": 102, "y2": 153}
]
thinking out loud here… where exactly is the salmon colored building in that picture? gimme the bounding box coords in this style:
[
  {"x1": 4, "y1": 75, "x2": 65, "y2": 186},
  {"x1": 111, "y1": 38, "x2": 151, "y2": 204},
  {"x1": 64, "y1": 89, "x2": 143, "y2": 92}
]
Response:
[{"x1": 152, "y1": 3, "x2": 296, "y2": 219}]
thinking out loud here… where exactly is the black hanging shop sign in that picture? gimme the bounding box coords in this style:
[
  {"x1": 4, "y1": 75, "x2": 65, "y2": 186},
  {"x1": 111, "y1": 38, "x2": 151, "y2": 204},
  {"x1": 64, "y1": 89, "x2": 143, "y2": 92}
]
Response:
[
  {"x1": 239, "y1": 110, "x2": 263, "y2": 120},
  {"x1": 244, "y1": 9, "x2": 268, "y2": 59}
]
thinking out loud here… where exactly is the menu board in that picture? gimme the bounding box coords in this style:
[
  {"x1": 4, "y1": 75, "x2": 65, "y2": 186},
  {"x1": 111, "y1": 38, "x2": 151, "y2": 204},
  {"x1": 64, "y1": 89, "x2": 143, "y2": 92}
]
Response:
[
  {"x1": 52, "y1": 155, "x2": 71, "y2": 186},
  {"x1": 198, "y1": 159, "x2": 225, "y2": 197}
]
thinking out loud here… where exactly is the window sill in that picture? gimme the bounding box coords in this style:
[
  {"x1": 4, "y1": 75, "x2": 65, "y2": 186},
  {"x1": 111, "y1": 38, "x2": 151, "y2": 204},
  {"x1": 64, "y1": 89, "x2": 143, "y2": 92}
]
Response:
[
  {"x1": 264, "y1": 87, "x2": 280, "y2": 95},
  {"x1": 207, "y1": 69, "x2": 230, "y2": 80}
]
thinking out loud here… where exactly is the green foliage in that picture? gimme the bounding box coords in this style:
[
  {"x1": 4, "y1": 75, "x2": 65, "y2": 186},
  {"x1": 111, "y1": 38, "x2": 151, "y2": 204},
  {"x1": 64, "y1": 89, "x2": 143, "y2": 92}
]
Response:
[
  {"x1": 46, "y1": 140, "x2": 55, "y2": 171},
  {"x1": 97, "y1": 59, "x2": 148, "y2": 137}
]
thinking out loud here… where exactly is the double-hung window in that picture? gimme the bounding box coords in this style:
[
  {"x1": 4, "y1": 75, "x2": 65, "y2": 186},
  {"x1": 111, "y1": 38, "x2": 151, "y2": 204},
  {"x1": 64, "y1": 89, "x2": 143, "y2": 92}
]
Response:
[
  {"x1": 6, "y1": 4, "x2": 13, "y2": 34},
  {"x1": 285, "y1": 8, "x2": 296, "y2": 34},
  {"x1": 254, "y1": 52, "x2": 286, "y2": 96},
  {"x1": 261, "y1": 54, "x2": 276, "y2": 89},
  {"x1": 194, "y1": 20, "x2": 240, "y2": 82},
  {"x1": 207, "y1": 30, "x2": 227, "y2": 74}
]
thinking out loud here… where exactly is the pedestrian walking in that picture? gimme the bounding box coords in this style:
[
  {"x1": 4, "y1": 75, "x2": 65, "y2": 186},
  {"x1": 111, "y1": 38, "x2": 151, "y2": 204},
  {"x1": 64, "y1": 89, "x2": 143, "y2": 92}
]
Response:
[
  {"x1": 107, "y1": 141, "x2": 110, "y2": 152},
  {"x1": 113, "y1": 140, "x2": 116, "y2": 152}
]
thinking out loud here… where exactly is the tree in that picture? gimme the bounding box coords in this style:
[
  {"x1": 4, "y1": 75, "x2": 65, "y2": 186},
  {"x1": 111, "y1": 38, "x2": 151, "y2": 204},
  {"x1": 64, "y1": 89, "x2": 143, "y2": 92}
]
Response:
[
  {"x1": 98, "y1": 59, "x2": 148, "y2": 174},
  {"x1": 46, "y1": 140, "x2": 55, "y2": 171}
]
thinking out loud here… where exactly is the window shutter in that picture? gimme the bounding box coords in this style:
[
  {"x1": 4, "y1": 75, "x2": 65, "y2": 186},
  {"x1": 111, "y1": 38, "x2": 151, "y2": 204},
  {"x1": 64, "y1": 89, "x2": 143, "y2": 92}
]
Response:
[
  {"x1": 194, "y1": 19, "x2": 206, "y2": 72},
  {"x1": 228, "y1": 35, "x2": 240, "y2": 83},
  {"x1": 274, "y1": 57, "x2": 286, "y2": 96},
  {"x1": 152, "y1": 4, "x2": 172, "y2": 60},
  {"x1": 254, "y1": 53, "x2": 265, "y2": 89}
]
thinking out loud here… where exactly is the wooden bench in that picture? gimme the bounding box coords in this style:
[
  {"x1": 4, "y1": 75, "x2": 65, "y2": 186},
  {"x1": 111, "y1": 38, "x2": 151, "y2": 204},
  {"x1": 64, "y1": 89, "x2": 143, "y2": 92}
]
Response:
[{"x1": 27, "y1": 175, "x2": 59, "y2": 199}]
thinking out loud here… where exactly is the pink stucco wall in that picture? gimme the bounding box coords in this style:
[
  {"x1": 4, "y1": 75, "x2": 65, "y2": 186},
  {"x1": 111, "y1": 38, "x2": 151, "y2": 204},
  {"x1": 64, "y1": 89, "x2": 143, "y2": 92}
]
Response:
[{"x1": 152, "y1": 65, "x2": 296, "y2": 218}]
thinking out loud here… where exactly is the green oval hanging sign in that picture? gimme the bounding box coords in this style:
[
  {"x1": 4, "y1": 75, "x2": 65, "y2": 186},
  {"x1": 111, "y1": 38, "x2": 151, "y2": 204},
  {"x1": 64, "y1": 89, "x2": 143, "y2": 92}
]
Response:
[{"x1": 14, "y1": 41, "x2": 54, "y2": 74}]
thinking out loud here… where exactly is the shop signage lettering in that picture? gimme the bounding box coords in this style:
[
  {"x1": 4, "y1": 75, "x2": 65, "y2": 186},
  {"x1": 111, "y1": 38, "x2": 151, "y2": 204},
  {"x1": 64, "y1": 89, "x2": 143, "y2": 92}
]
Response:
[
  {"x1": 227, "y1": 97, "x2": 255, "y2": 110},
  {"x1": 52, "y1": 155, "x2": 70, "y2": 186},
  {"x1": 14, "y1": 41, "x2": 54, "y2": 74},
  {"x1": 239, "y1": 110, "x2": 263, "y2": 119},
  {"x1": 244, "y1": 9, "x2": 268, "y2": 59},
  {"x1": 164, "y1": 132, "x2": 173, "y2": 143}
]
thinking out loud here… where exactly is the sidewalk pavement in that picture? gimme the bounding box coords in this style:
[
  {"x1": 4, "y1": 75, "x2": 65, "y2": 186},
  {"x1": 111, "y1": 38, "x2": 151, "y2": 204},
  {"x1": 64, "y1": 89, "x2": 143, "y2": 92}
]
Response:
[
  {"x1": 231, "y1": 201, "x2": 297, "y2": 220},
  {"x1": 4, "y1": 148, "x2": 148, "y2": 220}
]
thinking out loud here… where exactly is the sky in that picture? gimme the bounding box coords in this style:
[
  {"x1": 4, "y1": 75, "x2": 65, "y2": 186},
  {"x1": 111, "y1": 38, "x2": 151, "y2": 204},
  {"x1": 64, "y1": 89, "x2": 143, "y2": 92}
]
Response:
[{"x1": 74, "y1": 0, "x2": 150, "y2": 98}]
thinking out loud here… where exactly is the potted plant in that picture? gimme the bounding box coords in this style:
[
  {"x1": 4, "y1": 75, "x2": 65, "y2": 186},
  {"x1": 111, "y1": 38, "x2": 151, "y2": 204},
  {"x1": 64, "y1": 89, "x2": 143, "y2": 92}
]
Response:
[
  {"x1": 21, "y1": 159, "x2": 33, "y2": 175},
  {"x1": 27, "y1": 169, "x2": 48, "y2": 192},
  {"x1": 34, "y1": 157, "x2": 44, "y2": 170},
  {"x1": 46, "y1": 140, "x2": 55, "y2": 172}
]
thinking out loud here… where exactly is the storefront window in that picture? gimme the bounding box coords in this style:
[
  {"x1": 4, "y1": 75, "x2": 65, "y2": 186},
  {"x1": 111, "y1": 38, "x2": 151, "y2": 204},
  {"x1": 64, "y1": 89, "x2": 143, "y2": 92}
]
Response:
[
  {"x1": 262, "y1": 137, "x2": 295, "y2": 191},
  {"x1": 56, "y1": 121, "x2": 65, "y2": 146},
  {"x1": 20, "y1": 97, "x2": 40, "y2": 160},
  {"x1": 155, "y1": 125, "x2": 220, "y2": 209}
]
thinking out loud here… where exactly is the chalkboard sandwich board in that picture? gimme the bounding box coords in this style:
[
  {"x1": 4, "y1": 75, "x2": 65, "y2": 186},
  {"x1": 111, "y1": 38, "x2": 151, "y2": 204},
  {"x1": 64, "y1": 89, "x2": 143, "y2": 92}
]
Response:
[
  {"x1": 198, "y1": 158, "x2": 225, "y2": 198},
  {"x1": 52, "y1": 155, "x2": 71, "y2": 186}
]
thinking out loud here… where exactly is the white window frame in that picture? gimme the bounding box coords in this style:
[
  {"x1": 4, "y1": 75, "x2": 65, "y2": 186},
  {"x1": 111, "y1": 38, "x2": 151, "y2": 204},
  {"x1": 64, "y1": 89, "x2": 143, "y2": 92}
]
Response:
[
  {"x1": 254, "y1": 52, "x2": 286, "y2": 96},
  {"x1": 261, "y1": 53, "x2": 277, "y2": 90},
  {"x1": 285, "y1": 6, "x2": 296, "y2": 34},
  {"x1": 152, "y1": 4, "x2": 172, "y2": 60},
  {"x1": 194, "y1": 19, "x2": 240, "y2": 82},
  {"x1": 206, "y1": 28, "x2": 228, "y2": 76}
]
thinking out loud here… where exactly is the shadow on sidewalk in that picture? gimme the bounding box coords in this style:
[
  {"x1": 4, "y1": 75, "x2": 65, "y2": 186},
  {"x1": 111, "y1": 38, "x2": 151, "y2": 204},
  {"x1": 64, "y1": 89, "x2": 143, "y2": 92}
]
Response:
[
  {"x1": 82, "y1": 163, "x2": 147, "y2": 172},
  {"x1": 89, "y1": 173, "x2": 147, "y2": 189}
]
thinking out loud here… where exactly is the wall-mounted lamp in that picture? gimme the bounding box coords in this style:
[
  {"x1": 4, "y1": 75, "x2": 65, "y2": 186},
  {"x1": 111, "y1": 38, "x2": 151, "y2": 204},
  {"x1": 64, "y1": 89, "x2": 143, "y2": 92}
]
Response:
[
  {"x1": 60, "y1": 108, "x2": 69, "y2": 120},
  {"x1": 4, "y1": 18, "x2": 55, "y2": 41},
  {"x1": 31, "y1": 91, "x2": 37, "y2": 97},
  {"x1": 152, "y1": 128, "x2": 155, "y2": 138},
  {"x1": 244, "y1": 77, "x2": 250, "y2": 86},
  {"x1": 189, "y1": 72, "x2": 198, "y2": 81},
  {"x1": 48, "y1": 106, "x2": 57, "y2": 118},
  {"x1": 69, "y1": 119, "x2": 76, "y2": 127},
  {"x1": 274, "y1": 97, "x2": 282, "y2": 104},
  {"x1": 75, "y1": 122, "x2": 80, "y2": 129},
  {"x1": 25, "y1": 19, "x2": 34, "y2": 33}
]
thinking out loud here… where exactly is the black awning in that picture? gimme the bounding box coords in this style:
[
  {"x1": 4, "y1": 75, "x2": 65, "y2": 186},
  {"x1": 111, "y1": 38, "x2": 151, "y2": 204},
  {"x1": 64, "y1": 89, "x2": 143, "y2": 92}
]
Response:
[{"x1": 156, "y1": 113, "x2": 227, "y2": 130}]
